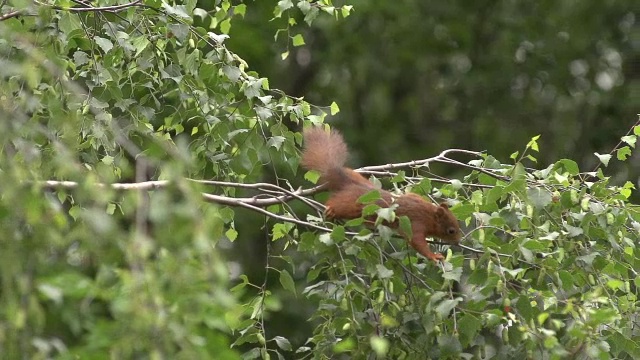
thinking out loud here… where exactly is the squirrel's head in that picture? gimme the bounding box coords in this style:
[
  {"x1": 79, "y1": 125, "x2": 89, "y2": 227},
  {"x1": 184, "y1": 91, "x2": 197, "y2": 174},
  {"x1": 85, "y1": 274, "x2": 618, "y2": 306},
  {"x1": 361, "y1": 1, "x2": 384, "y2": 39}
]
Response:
[{"x1": 434, "y1": 203, "x2": 462, "y2": 244}]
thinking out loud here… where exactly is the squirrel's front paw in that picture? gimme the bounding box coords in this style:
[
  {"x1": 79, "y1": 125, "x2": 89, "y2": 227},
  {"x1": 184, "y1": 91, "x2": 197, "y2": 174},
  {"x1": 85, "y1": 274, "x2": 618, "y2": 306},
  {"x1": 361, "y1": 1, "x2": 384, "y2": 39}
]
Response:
[
  {"x1": 426, "y1": 252, "x2": 444, "y2": 262},
  {"x1": 324, "y1": 206, "x2": 336, "y2": 219}
]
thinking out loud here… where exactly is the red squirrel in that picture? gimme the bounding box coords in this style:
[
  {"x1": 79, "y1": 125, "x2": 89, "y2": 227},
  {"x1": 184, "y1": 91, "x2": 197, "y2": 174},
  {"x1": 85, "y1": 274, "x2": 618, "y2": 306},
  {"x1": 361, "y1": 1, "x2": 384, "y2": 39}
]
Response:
[{"x1": 301, "y1": 127, "x2": 461, "y2": 261}]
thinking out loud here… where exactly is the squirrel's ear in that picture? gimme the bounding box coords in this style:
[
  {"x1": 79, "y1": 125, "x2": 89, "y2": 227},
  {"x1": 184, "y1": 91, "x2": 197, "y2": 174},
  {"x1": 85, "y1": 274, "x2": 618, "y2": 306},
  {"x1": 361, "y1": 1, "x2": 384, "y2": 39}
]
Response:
[{"x1": 439, "y1": 202, "x2": 449, "y2": 209}]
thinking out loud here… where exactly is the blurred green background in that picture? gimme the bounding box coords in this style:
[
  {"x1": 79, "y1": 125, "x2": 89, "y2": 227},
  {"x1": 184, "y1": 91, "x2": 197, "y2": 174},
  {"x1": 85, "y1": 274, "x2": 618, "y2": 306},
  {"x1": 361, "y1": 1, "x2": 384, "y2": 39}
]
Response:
[{"x1": 230, "y1": 0, "x2": 638, "y2": 173}]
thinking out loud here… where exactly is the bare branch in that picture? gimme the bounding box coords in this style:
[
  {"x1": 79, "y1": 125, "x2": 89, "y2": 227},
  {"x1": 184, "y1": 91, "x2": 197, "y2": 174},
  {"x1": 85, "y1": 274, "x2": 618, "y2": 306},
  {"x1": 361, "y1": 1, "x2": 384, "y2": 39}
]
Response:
[
  {"x1": 358, "y1": 148, "x2": 482, "y2": 172},
  {"x1": 358, "y1": 147, "x2": 510, "y2": 183},
  {"x1": 201, "y1": 192, "x2": 333, "y2": 233},
  {"x1": 192, "y1": 179, "x2": 326, "y2": 211},
  {"x1": 41, "y1": 179, "x2": 169, "y2": 190},
  {"x1": 35, "y1": 149, "x2": 505, "y2": 211},
  {"x1": 32, "y1": 0, "x2": 142, "y2": 13},
  {"x1": 0, "y1": 9, "x2": 22, "y2": 21}
]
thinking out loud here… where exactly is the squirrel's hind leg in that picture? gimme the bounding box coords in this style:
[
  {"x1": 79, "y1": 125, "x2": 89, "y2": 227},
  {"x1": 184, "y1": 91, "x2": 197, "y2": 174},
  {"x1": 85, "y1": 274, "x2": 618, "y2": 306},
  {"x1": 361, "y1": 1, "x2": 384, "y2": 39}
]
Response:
[{"x1": 324, "y1": 188, "x2": 364, "y2": 220}]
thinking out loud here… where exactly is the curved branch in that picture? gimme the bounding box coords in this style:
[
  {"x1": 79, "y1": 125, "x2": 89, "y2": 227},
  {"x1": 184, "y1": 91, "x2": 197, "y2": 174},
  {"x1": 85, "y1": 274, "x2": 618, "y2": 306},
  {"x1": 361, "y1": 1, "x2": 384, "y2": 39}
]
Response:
[
  {"x1": 201, "y1": 192, "x2": 333, "y2": 233},
  {"x1": 358, "y1": 148, "x2": 483, "y2": 172},
  {"x1": 358, "y1": 148, "x2": 510, "y2": 182},
  {"x1": 0, "y1": 9, "x2": 21, "y2": 20}
]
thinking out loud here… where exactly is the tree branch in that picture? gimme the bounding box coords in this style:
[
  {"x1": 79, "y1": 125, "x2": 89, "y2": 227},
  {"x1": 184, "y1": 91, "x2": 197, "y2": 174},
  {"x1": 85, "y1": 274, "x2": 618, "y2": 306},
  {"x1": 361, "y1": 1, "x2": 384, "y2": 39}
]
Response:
[
  {"x1": 32, "y1": 0, "x2": 142, "y2": 13},
  {"x1": 36, "y1": 174, "x2": 510, "y2": 259},
  {"x1": 0, "y1": 9, "x2": 21, "y2": 21}
]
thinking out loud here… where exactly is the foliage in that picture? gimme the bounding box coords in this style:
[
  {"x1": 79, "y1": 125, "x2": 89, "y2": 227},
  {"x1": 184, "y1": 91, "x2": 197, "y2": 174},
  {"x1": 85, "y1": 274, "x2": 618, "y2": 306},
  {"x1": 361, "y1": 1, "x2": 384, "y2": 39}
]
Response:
[
  {"x1": 1, "y1": 0, "x2": 639, "y2": 359},
  {"x1": 0, "y1": 0, "x2": 346, "y2": 358},
  {"x1": 280, "y1": 129, "x2": 640, "y2": 359}
]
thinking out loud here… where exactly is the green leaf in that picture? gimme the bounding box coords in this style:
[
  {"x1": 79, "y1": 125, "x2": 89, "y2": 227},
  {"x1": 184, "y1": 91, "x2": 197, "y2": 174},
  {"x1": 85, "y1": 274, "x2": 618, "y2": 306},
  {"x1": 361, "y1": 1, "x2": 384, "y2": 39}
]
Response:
[
  {"x1": 441, "y1": 265, "x2": 463, "y2": 282},
  {"x1": 484, "y1": 185, "x2": 504, "y2": 207},
  {"x1": 279, "y1": 269, "x2": 296, "y2": 295},
  {"x1": 516, "y1": 295, "x2": 537, "y2": 321},
  {"x1": 272, "y1": 223, "x2": 293, "y2": 240},
  {"x1": 68, "y1": 206, "x2": 81, "y2": 220},
  {"x1": 94, "y1": 36, "x2": 113, "y2": 53},
  {"x1": 414, "y1": 177, "x2": 432, "y2": 194},
  {"x1": 220, "y1": 19, "x2": 232, "y2": 34},
  {"x1": 73, "y1": 51, "x2": 89, "y2": 66},
  {"x1": 617, "y1": 146, "x2": 631, "y2": 161},
  {"x1": 101, "y1": 155, "x2": 114, "y2": 165},
  {"x1": 131, "y1": 36, "x2": 150, "y2": 57},
  {"x1": 222, "y1": 65, "x2": 241, "y2": 82},
  {"x1": 357, "y1": 190, "x2": 381, "y2": 204},
  {"x1": 341, "y1": 5, "x2": 353, "y2": 18},
  {"x1": 267, "y1": 136, "x2": 286, "y2": 150},
  {"x1": 399, "y1": 216, "x2": 412, "y2": 239},
  {"x1": 620, "y1": 181, "x2": 635, "y2": 198},
  {"x1": 302, "y1": 7, "x2": 319, "y2": 25},
  {"x1": 450, "y1": 179, "x2": 463, "y2": 190},
  {"x1": 306, "y1": 265, "x2": 323, "y2": 282},
  {"x1": 106, "y1": 203, "x2": 116, "y2": 215},
  {"x1": 37, "y1": 284, "x2": 63, "y2": 304},
  {"x1": 304, "y1": 170, "x2": 320, "y2": 184},
  {"x1": 277, "y1": 0, "x2": 293, "y2": 12},
  {"x1": 376, "y1": 264, "x2": 394, "y2": 279},
  {"x1": 451, "y1": 203, "x2": 475, "y2": 220},
  {"x1": 606, "y1": 279, "x2": 625, "y2": 291},
  {"x1": 330, "y1": 225, "x2": 346, "y2": 242},
  {"x1": 621, "y1": 135, "x2": 636, "y2": 148},
  {"x1": 297, "y1": 0, "x2": 311, "y2": 13},
  {"x1": 557, "y1": 158, "x2": 579, "y2": 175},
  {"x1": 318, "y1": 233, "x2": 333, "y2": 245},
  {"x1": 292, "y1": 34, "x2": 305, "y2": 47},
  {"x1": 162, "y1": 2, "x2": 190, "y2": 18},
  {"x1": 330, "y1": 101, "x2": 340, "y2": 115},
  {"x1": 526, "y1": 134, "x2": 541, "y2": 151},
  {"x1": 226, "y1": 227, "x2": 238, "y2": 241},
  {"x1": 437, "y1": 334, "x2": 462, "y2": 357},
  {"x1": 234, "y1": 3, "x2": 247, "y2": 17},
  {"x1": 527, "y1": 187, "x2": 552, "y2": 209},
  {"x1": 609, "y1": 331, "x2": 640, "y2": 358},
  {"x1": 376, "y1": 206, "x2": 396, "y2": 222},
  {"x1": 273, "y1": 336, "x2": 292, "y2": 351},
  {"x1": 333, "y1": 337, "x2": 355, "y2": 353},
  {"x1": 370, "y1": 336, "x2": 389, "y2": 356},
  {"x1": 57, "y1": 12, "x2": 82, "y2": 34},
  {"x1": 587, "y1": 308, "x2": 620, "y2": 325},
  {"x1": 457, "y1": 315, "x2": 481, "y2": 346},
  {"x1": 594, "y1": 152, "x2": 612, "y2": 167},
  {"x1": 321, "y1": 5, "x2": 335, "y2": 15},
  {"x1": 558, "y1": 270, "x2": 574, "y2": 291},
  {"x1": 435, "y1": 298, "x2": 461, "y2": 318},
  {"x1": 564, "y1": 224, "x2": 583, "y2": 237}
]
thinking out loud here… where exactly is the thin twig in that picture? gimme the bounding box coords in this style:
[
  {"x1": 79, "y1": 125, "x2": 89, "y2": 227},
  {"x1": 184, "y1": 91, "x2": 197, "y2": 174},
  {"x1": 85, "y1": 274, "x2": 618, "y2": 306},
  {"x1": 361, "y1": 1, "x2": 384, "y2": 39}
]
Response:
[
  {"x1": 0, "y1": 9, "x2": 21, "y2": 21},
  {"x1": 592, "y1": 115, "x2": 640, "y2": 172},
  {"x1": 202, "y1": 192, "x2": 333, "y2": 233},
  {"x1": 32, "y1": 0, "x2": 142, "y2": 13}
]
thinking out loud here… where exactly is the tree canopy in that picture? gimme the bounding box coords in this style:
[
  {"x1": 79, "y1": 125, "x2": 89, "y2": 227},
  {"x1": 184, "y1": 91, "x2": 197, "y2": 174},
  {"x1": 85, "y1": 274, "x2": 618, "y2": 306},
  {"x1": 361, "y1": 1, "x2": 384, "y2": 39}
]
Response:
[{"x1": 1, "y1": 0, "x2": 638, "y2": 359}]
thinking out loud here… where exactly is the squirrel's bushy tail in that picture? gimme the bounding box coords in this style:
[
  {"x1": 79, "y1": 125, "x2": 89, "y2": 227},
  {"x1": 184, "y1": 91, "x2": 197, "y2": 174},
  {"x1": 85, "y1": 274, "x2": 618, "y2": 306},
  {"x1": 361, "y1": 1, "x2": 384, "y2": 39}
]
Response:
[{"x1": 301, "y1": 128, "x2": 353, "y2": 191}]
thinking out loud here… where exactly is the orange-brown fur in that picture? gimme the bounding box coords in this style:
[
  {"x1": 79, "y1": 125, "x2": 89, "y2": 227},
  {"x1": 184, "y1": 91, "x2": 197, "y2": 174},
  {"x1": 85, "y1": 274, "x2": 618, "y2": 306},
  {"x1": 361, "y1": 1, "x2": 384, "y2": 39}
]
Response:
[{"x1": 301, "y1": 127, "x2": 461, "y2": 261}]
